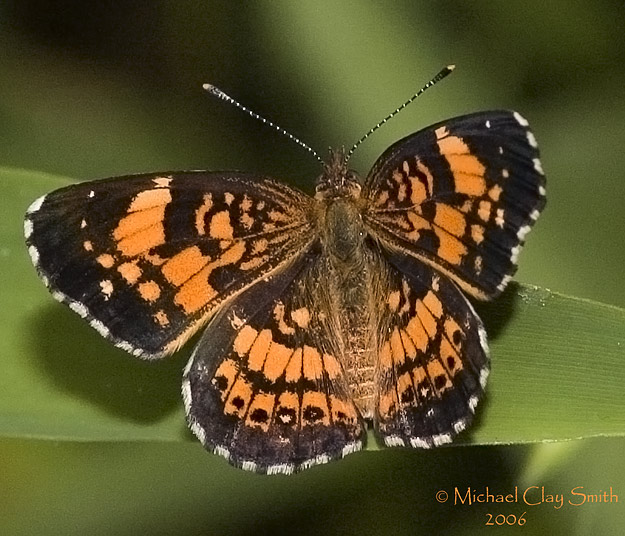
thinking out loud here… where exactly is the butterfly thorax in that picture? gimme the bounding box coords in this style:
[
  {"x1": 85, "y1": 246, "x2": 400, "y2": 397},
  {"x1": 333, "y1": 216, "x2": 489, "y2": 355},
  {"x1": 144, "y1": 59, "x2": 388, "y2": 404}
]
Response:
[{"x1": 314, "y1": 148, "x2": 366, "y2": 261}]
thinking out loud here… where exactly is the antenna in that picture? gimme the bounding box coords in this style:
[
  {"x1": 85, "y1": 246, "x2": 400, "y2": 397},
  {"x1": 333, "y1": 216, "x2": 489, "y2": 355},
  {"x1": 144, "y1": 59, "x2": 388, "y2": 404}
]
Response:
[
  {"x1": 203, "y1": 83, "x2": 323, "y2": 164},
  {"x1": 346, "y1": 64, "x2": 456, "y2": 160}
]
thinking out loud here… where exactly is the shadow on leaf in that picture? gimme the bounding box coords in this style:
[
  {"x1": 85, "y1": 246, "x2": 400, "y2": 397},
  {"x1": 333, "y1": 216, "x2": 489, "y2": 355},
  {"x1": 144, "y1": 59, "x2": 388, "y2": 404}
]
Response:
[
  {"x1": 473, "y1": 282, "x2": 521, "y2": 341},
  {"x1": 26, "y1": 302, "x2": 187, "y2": 423}
]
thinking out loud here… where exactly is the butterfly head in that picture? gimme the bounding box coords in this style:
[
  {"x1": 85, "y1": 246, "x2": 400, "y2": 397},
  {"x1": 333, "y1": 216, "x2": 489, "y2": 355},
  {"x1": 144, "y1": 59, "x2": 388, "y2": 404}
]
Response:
[{"x1": 314, "y1": 147, "x2": 362, "y2": 201}]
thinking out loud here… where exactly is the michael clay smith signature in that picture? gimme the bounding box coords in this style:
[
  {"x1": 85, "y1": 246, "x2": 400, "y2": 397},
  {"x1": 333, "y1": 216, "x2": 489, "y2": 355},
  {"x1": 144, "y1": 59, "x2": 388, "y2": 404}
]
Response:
[{"x1": 454, "y1": 486, "x2": 618, "y2": 510}]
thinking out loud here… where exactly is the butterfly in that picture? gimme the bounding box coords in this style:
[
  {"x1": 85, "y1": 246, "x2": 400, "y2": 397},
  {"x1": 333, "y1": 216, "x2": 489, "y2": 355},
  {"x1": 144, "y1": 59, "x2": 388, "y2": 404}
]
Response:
[{"x1": 24, "y1": 72, "x2": 545, "y2": 474}]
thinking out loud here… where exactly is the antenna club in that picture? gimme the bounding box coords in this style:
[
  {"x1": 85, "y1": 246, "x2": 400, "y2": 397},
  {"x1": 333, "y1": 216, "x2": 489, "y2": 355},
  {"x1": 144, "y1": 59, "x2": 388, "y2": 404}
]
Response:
[
  {"x1": 202, "y1": 83, "x2": 227, "y2": 100},
  {"x1": 447, "y1": 64, "x2": 456, "y2": 71}
]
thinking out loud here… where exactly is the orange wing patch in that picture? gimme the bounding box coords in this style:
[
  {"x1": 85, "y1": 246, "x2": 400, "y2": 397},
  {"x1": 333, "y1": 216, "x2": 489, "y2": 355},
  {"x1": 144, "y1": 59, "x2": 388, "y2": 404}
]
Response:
[
  {"x1": 262, "y1": 341, "x2": 294, "y2": 381},
  {"x1": 209, "y1": 210, "x2": 234, "y2": 240},
  {"x1": 113, "y1": 185, "x2": 172, "y2": 257},
  {"x1": 162, "y1": 246, "x2": 210, "y2": 287},
  {"x1": 435, "y1": 125, "x2": 486, "y2": 197}
]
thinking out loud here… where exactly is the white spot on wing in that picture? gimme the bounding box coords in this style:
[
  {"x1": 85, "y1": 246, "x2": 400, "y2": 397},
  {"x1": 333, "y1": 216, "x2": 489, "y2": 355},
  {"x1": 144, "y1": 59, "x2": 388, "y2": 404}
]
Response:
[
  {"x1": 213, "y1": 445, "x2": 230, "y2": 461},
  {"x1": 517, "y1": 225, "x2": 531, "y2": 241},
  {"x1": 241, "y1": 460, "x2": 258, "y2": 472},
  {"x1": 89, "y1": 318, "x2": 110, "y2": 338},
  {"x1": 526, "y1": 131, "x2": 538, "y2": 148},
  {"x1": 479, "y1": 366, "x2": 490, "y2": 389},
  {"x1": 510, "y1": 245, "x2": 521, "y2": 264},
  {"x1": 432, "y1": 275, "x2": 440, "y2": 292},
  {"x1": 24, "y1": 219, "x2": 33, "y2": 239},
  {"x1": 69, "y1": 301, "x2": 89, "y2": 318},
  {"x1": 28, "y1": 245, "x2": 39, "y2": 265},
  {"x1": 513, "y1": 111, "x2": 529, "y2": 127},
  {"x1": 342, "y1": 440, "x2": 362, "y2": 457},
  {"x1": 267, "y1": 463, "x2": 294, "y2": 475},
  {"x1": 183, "y1": 354, "x2": 195, "y2": 377},
  {"x1": 116, "y1": 340, "x2": 135, "y2": 354},
  {"x1": 485, "y1": 120, "x2": 491, "y2": 128},
  {"x1": 530, "y1": 209, "x2": 541, "y2": 221},
  {"x1": 99, "y1": 279, "x2": 114, "y2": 300},
  {"x1": 533, "y1": 158, "x2": 544, "y2": 175},
  {"x1": 27, "y1": 195, "x2": 46, "y2": 214},
  {"x1": 539, "y1": 185, "x2": 546, "y2": 196},
  {"x1": 131, "y1": 347, "x2": 148, "y2": 358},
  {"x1": 278, "y1": 413, "x2": 292, "y2": 425},
  {"x1": 497, "y1": 274, "x2": 512, "y2": 292},
  {"x1": 152, "y1": 176, "x2": 172, "y2": 188},
  {"x1": 301, "y1": 454, "x2": 330, "y2": 470},
  {"x1": 316, "y1": 453, "x2": 331, "y2": 465},
  {"x1": 432, "y1": 433, "x2": 452, "y2": 447},
  {"x1": 181, "y1": 378, "x2": 192, "y2": 411},
  {"x1": 469, "y1": 395, "x2": 479, "y2": 412},
  {"x1": 51, "y1": 290, "x2": 65, "y2": 302},
  {"x1": 453, "y1": 419, "x2": 467, "y2": 434},
  {"x1": 229, "y1": 311, "x2": 245, "y2": 330},
  {"x1": 495, "y1": 208, "x2": 505, "y2": 228},
  {"x1": 478, "y1": 325, "x2": 490, "y2": 357},
  {"x1": 190, "y1": 421, "x2": 206, "y2": 445},
  {"x1": 410, "y1": 437, "x2": 432, "y2": 449},
  {"x1": 384, "y1": 435, "x2": 405, "y2": 447}
]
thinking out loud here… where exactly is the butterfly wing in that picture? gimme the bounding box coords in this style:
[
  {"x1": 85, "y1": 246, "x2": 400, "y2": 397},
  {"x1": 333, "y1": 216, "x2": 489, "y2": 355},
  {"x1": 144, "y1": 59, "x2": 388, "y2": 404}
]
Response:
[
  {"x1": 373, "y1": 251, "x2": 489, "y2": 447},
  {"x1": 25, "y1": 172, "x2": 314, "y2": 358},
  {"x1": 183, "y1": 249, "x2": 366, "y2": 474},
  {"x1": 362, "y1": 110, "x2": 546, "y2": 299}
]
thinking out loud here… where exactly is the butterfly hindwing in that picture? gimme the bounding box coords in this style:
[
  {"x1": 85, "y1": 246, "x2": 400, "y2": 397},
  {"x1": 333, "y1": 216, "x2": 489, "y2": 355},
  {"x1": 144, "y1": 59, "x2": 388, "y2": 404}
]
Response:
[
  {"x1": 183, "y1": 248, "x2": 366, "y2": 474},
  {"x1": 25, "y1": 172, "x2": 313, "y2": 358},
  {"x1": 374, "y1": 250, "x2": 489, "y2": 447},
  {"x1": 362, "y1": 110, "x2": 546, "y2": 299}
]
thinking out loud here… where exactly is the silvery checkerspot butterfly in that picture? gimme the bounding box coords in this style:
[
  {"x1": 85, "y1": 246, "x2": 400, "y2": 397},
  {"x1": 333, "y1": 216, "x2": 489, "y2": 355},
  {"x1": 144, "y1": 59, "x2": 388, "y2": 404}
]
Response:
[{"x1": 24, "y1": 68, "x2": 545, "y2": 474}]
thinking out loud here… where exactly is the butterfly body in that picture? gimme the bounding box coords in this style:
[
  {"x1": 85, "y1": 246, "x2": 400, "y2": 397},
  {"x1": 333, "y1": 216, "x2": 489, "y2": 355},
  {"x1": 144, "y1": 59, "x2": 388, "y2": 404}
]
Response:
[
  {"x1": 311, "y1": 151, "x2": 375, "y2": 415},
  {"x1": 25, "y1": 110, "x2": 545, "y2": 473}
]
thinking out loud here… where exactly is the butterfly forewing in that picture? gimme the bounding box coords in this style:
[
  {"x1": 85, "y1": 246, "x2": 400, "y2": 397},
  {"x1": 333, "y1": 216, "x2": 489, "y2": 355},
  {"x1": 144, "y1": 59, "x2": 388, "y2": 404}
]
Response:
[
  {"x1": 25, "y1": 172, "x2": 314, "y2": 358},
  {"x1": 362, "y1": 110, "x2": 546, "y2": 299}
]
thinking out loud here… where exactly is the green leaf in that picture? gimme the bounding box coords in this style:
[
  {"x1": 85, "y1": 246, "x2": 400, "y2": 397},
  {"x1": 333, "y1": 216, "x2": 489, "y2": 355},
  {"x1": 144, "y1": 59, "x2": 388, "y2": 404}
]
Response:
[{"x1": 2, "y1": 166, "x2": 624, "y2": 446}]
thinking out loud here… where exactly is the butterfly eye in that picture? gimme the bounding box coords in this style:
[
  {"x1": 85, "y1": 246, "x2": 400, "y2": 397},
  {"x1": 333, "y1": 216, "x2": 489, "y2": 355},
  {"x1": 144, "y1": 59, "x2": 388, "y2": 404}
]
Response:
[
  {"x1": 314, "y1": 181, "x2": 330, "y2": 199},
  {"x1": 345, "y1": 171, "x2": 363, "y2": 194}
]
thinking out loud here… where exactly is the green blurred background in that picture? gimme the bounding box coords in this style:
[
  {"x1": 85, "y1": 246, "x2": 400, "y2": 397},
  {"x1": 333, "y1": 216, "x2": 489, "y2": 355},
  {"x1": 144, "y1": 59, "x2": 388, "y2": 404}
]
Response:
[{"x1": 1, "y1": 2, "x2": 624, "y2": 534}]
